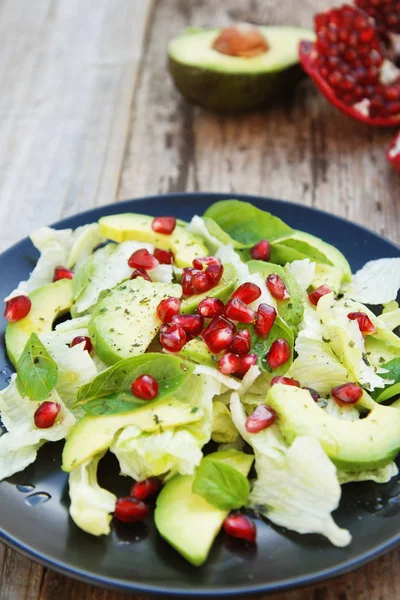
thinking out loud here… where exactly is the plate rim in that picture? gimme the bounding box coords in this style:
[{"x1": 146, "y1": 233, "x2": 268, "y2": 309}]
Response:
[{"x1": 0, "y1": 191, "x2": 399, "y2": 597}]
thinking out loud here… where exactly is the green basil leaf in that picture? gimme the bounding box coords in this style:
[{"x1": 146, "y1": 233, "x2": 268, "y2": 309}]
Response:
[
  {"x1": 372, "y1": 358, "x2": 400, "y2": 403},
  {"x1": 16, "y1": 333, "x2": 58, "y2": 401},
  {"x1": 204, "y1": 199, "x2": 293, "y2": 246},
  {"x1": 82, "y1": 392, "x2": 145, "y2": 416},
  {"x1": 72, "y1": 255, "x2": 93, "y2": 300},
  {"x1": 192, "y1": 459, "x2": 250, "y2": 510},
  {"x1": 76, "y1": 353, "x2": 194, "y2": 410}
]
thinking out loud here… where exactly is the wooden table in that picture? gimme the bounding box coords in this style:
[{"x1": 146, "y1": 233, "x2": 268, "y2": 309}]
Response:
[{"x1": 0, "y1": 0, "x2": 399, "y2": 598}]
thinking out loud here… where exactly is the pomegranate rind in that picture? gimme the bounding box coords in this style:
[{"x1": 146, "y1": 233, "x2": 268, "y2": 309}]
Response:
[{"x1": 299, "y1": 40, "x2": 400, "y2": 127}]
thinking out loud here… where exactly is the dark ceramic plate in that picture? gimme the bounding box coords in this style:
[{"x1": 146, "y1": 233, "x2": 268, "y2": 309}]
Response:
[{"x1": 1, "y1": 193, "x2": 400, "y2": 597}]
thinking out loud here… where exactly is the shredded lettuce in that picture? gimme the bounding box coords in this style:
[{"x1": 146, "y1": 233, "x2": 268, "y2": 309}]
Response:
[
  {"x1": 380, "y1": 302, "x2": 400, "y2": 331},
  {"x1": 338, "y1": 461, "x2": 398, "y2": 485},
  {"x1": 286, "y1": 259, "x2": 316, "y2": 290},
  {"x1": 186, "y1": 215, "x2": 222, "y2": 251},
  {"x1": 67, "y1": 223, "x2": 106, "y2": 269},
  {"x1": 69, "y1": 453, "x2": 116, "y2": 536},
  {"x1": 211, "y1": 401, "x2": 239, "y2": 443},
  {"x1": 345, "y1": 258, "x2": 400, "y2": 304}
]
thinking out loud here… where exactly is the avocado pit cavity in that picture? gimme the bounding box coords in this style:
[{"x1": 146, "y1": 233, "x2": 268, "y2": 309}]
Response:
[{"x1": 212, "y1": 24, "x2": 269, "y2": 58}]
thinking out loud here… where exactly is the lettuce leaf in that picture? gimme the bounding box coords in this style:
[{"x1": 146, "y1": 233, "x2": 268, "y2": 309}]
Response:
[
  {"x1": 69, "y1": 453, "x2": 116, "y2": 536},
  {"x1": 67, "y1": 224, "x2": 106, "y2": 269},
  {"x1": 285, "y1": 259, "x2": 316, "y2": 290},
  {"x1": 186, "y1": 215, "x2": 223, "y2": 252},
  {"x1": 211, "y1": 401, "x2": 239, "y2": 443},
  {"x1": 338, "y1": 461, "x2": 398, "y2": 485},
  {"x1": 345, "y1": 258, "x2": 400, "y2": 305}
]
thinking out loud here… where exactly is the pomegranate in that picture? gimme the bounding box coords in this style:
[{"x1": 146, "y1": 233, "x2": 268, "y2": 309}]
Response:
[
  {"x1": 223, "y1": 512, "x2": 257, "y2": 543},
  {"x1": 70, "y1": 336, "x2": 93, "y2": 353},
  {"x1": 130, "y1": 477, "x2": 161, "y2": 501},
  {"x1": 308, "y1": 284, "x2": 332, "y2": 306},
  {"x1": 159, "y1": 324, "x2": 187, "y2": 352},
  {"x1": 270, "y1": 376, "x2": 300, "y2": 387},
  {"x1": 245, "y1": 404, "x2": 277, "y2": 433},
  {"x1": 192, "y1": 256, "x2": 221, "y2": 269},
  {"x1": 250, "y1": 239, "x2": 271, "y2": 261},
  {"x1": 153, "y1": 248, "x2": 174, "y2": 264},
  {"x1": 254, "y1": 303, "x2": 277, "y2": 337},
  {"x1": 34, "y1": 401, "x2": 61, "y2": 428},
  {"x1": 156, "y1": 297, "x2": 181, "y2": 323},
  {"x1": 171, "y1": 314, "x2": 204, "y2": 336},
  {"x1": 4, "y1": 295, "x2": 31, "y2": 322},
  {"x1": 232, "y1": 282, "x2": 262, "y2": 304},
  {"x1": 114, "y1": 497, "x2": 149, "y2": 522},
  {"x1": 128, "y1": 249, "x2": 158, "y2": 270},
  {"x1": 218, "y1": 352, "x2": 241, "y2": 375},
  {"x1": 213, "y1": 24, "x2": 269, "y2": 58},
  {"x1": 266, "y1": 338, "x2": 291, "y2": 369},
  {"x1": 151, "y1": 216, "x2": 176, "y2": 234},
  {"x1": 332, "y1": 382, "x2": 363, "y2": 404},
  {"x1": 203, "y1": 315, "x2": 236, "y2": 335},
  {"x1": 347, "y1": 311, "x2": 377, "y2": 334},
  {"x1": 131, "y1": 268, "x2": 152, "y2": 281},
  {"x1": 299, "y1": 3, "x2": 400, "y2": 126},
  {"x1": 53, "y1": 266, "x2": 74, "y2": 282},
  {"x1": 266, "y1": 274, "x2": 290, "y2": 300},
  {"x1": 191, "y1": 270, "x2": 214, "y2": 294},
  {"x1": 203, "y1": 326, "x2": 234, "y2": 354},
  {"x1": 181, "y1": 268, "x2": 197, "y2": 295},
  {"x1": 235, "y1": 353, "x2": 258, "y2": 378},
  {"x1": 387, "y1": 130, "x2": 400, "y2": 171},
  {"x1": 206, "y1": 263, "x2": 224, "y2": 285},
  {"x1": 198, "y1": 297, "x2": 225, "y2": 318},
  {"x1": 225, "y1": 298, "x2": 256, "y2": 323},
  {"x1": 230, "y1": 329, "x2": 251, "y2": 355},
  {"x1": 303, "y1": 386, "x2": 321, "y2": 401},
  {"x1": 131, "y1": 374, "x2": 159, "y2": 400}
]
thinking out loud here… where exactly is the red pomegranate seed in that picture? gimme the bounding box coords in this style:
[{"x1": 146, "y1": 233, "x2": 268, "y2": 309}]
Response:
[
  {"x1": 114, "y1": 497, "x2": 149, "y2": 523},
  {"x1": 235, "y1": 353, "x2": 258, "y2": 378},
  {"x1": 34, "y1": 401, "x2": 61, "y2": 428},
  {"x1": 171, "y1": 314, "x2": 204, "y2": 336},
  {"x1": 308, "y1": 285, "x2": 332, "y2": 306},
  {"x1": 303, "y1": 386, "x2": 320, "y2": 402},
  {"x1": 347, "y1": 311, "x2": 377, "y2": 335},
  {"x1": 4, "y1": 295, "x2": 31, "y2": 322},
  {"x1": 153, "y1": 248, "x2": 174, "y2": 265},
  {"x1": 198, "y1": 297, "x2": 225, "y2": 318},
  {"x1": 191, "y1": 270, "x2": 214, "y2": 294},
  {"x1": 250, "y1": 240, "x2": 270, "y2": 261},
  {"x1": 130, "y1": 477, "x2": 161, "y2": 501},
  {"x1": 203, "y1": 327, "x2": 234, "y2": 354},
  {"x1": 159, "y1": 323, "x2": 187, "y2": 352},
  {"x1": 355, "y1": 0, "x2": 400, "y2": 36},
  {"x1": 193, "y1": 256, "x2": 221, "y2": 269},
  {"x1": 232, "y1": 282, "x2": 262, "y2": 304},
  {"x1": 53, "y1": 266, "x2": 74, "y2": 282},
  {"x1": 206, "y1": 263, "x2": 224, "y2": 285},
  {"x1": 218, "y1": 352, "x2": 241, "y2": 375},
  {"x1": 151, "y1": 216, "x2": 176, "y2": 235},
  {"x1": 128, "y1": 249, "x2": 158, "y2": 270},
  {"x1": 70, "y1": 336, "x2": 93, "y2": 353},
  {"x1": 225, "y1": 298, "x2": 255, "y2": 323},
  {"x1": 332, "y1": 382, "x2": 363, "y2": 405},
  {"x1": 266, "y1": 338, "x2": 291, "y2": 369},
  {"x1": 230, "y1": 329, "x2": 251, "y2": 355},
  {"x1": 131, "y1": 374, "x2": 159, "y2": 400},
  {"x1": 203, "y1": 315, "x2": 236, "y2": 336},
  {"x1": 156, "y1": 297, "x2": 181, "y2": 323},
  {"x1": 254, "y1": 304, "x2": 277, "y2": 337},
  {"x1": 181, "y1": 268, "x2": 197, "y2": 295},
  {"x1": 266, "y1": 274, "x2": 290, "y2": 300},
  {"x1": 245, "y1": 404, "x2": 277, "y2": 433},
  {"x1": 270, "y1": 376, "x2": 300, "y2": 387},
  {"x1": 223, "y1": 513, "x2": 256, "y2": 543},
  {"x1": 131, "y1": 268, "x2": 152, "y2": 281}
]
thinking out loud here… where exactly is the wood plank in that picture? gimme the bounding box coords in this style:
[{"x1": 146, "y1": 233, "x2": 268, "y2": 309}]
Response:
[{"x1": 0, "y1": 0, "x2": 153, "y2": 252}]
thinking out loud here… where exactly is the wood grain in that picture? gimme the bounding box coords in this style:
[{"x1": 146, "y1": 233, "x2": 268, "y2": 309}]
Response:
[{"x1": 0, "y1": 0, "x2": 400, "y2": 598}]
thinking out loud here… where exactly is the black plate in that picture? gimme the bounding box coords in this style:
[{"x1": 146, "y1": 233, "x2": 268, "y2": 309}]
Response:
[{"x1": 1, "y1": 193, "x2": 400, "y2": 597}]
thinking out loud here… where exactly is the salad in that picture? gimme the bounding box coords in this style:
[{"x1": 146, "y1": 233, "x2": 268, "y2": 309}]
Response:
[{"x1": 1, "y1": 199, "x2": 400, "y2": 567}]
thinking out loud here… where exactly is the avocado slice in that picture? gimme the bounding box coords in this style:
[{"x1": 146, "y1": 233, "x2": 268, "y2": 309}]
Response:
[
  {"x1": 180, "y1": 263, "x2": 237, "y2": 313},
  {"x1": 267, "y1": 384, "x2": 400, "y2": 471},
  {"x1": 178, "y1": 338, "x2": 217, "y2": 367},
  {"x1": 62, "y1": 397, "x2": 203, "y2": 472},
  {"x1": 154, "y1": 450, "x2": 254, "y2": 566},
  {"x1": 168, "y1": 26, "x2": 315, "y2": 112},
  {"x1": 247, "y1": 260, "x2": 304, "y2": 334},
  {"x1": 88, "y1": 278, "x2": 182, "y2": 365},
  {"x1": 311, "y1": 263, "x2": 344, "y2": 294},
  {"x1": 5, "y1": 279, "x2": 73, "y2": 367},
  {"x1": 98, "y1": 213, "x2": 207, "y2": 268}
]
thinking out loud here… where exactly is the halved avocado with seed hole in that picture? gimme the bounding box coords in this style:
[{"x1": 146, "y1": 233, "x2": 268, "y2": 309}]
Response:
[{"x1": 168, "y1": 25, "x2": 315, "y2": 112}]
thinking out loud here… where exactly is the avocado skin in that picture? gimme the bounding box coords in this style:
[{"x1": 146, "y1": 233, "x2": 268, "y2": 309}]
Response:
[{"x1": 169, "y1": 57, "x2": 304, "y2": 112}]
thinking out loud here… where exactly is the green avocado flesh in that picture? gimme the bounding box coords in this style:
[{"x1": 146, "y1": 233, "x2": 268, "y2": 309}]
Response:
[
  {"x1": 154, "y1": 450, "x2": 254, "y2": 566},
  {"x1": 5, "y1": 279, "x2": 73, "y2": 367},
  {"x1": 267, "y1": 385, "x2": 400, "y2": 471},
  {"x1": 168, "y1": 26, "x2": 315, "y2": 112},
  {"x1": 98, "y1": 213, "x2": 207, "y2": 268},
  {"x1": 178, "y1": 338, "x2": 216, "y2": 367},
  {"x1": 181, "y1": 263, "x2": 237, "y2": 313},
  {"x1": 89, "y1": 278, "x2": 182, "y2": 365},
  {"x1": 62, "y1": 397, "x2": 203, "y2": 472}
]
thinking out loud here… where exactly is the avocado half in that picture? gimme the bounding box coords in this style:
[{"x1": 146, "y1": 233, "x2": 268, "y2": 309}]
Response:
[{"x1": 168, "y1": 26, "x2": 315, "y2": 112}]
